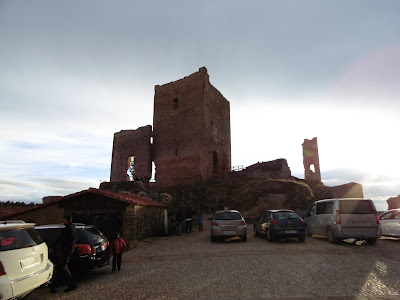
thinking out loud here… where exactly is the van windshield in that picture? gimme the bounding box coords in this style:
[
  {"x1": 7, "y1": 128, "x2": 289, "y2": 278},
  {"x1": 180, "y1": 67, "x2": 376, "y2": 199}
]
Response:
[{"x1": 340, "y1": 200, "x2": 375, "y2": 214}]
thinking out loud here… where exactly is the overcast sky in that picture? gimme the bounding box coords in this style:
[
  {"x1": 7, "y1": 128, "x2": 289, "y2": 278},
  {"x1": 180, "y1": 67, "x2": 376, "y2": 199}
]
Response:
[{"x1": 1, "y1": 1, "x2": 399, "y2": 211}]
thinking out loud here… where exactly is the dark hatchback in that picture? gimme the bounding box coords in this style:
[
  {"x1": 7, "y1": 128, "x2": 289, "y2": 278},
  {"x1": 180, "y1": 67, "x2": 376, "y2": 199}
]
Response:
[
  {"x1": 35, "y1": 224, "x2": 110, "y2": 272},
  {"x1": 254, "y1": 210, "x2": 306, "y2": 242}
]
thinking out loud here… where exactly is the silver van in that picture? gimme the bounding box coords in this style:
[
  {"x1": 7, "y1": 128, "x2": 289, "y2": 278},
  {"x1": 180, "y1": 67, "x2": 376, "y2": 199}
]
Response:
[{"x1": 304, "y1": 198, "x2": 381, "y2": 244}]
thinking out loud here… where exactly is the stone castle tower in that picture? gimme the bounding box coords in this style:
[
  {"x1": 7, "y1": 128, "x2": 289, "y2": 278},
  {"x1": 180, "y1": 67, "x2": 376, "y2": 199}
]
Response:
[
  {"x1": 302, "y1": 137, "x2": 321, "y2": 182},
  {"x1": 110, "y1": 67, "x2": 231, "y2": 186}
]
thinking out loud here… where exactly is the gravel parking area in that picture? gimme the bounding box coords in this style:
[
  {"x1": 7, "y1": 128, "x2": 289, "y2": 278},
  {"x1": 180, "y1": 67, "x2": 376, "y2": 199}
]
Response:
[{"x1": 27, "y1": 217, "x2": 400, "y2": 300}]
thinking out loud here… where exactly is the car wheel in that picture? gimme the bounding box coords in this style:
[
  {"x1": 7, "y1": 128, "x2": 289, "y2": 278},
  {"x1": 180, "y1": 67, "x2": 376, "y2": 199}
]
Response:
[
  {"x1": 327, "y1": 228, "x2": 337, "y2": 244},
  {"x1": 366, "y1": 238, "x2": 377, "y2": 245},
  {"x1": 266, "y1": 228, "x2": 274, "y2": 242},
  {"x1": 305, "y1": 225, "x2": 312, "y2": 237},
  {"x1": 242, "y1": 235, "x2": 247, "y2": 242},
  {"x1": 211, "y1": 236, "x2": 216, "y2": 243},
  {"x1": 254, "y1": 225, "x2": 258, "y2": 237},
  {"x1": 298, "y1": 234, "x2": 306, "y2": 242}
]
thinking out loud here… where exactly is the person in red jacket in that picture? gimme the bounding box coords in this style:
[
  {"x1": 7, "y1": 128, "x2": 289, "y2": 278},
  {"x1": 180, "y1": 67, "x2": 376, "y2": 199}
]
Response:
[{"x1": 110, "y1": 233, "x2": 126, "y2": 273}]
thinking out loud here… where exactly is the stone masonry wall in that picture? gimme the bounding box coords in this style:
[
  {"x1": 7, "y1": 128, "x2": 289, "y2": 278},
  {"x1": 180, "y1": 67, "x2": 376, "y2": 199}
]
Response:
[
  {"x1": 204, "y1": 80, "x2": 231, "y2": 177},
  {"x1": 122, "y1": 204, "x2": 167, "y2": 250},
  {"x1": 133, "y1": 206, "x2": 166, "y2": 241},
  {"x1": 152, "y1": 67, "x2": 231, "y2": 186},
  {"x1": 236, "y1": 159, "x2": 291, "y2": 180},
  {"x1": 110, "y1": 125, "x2": 152, "y2": 182},
  {"x1": 302, "y1": 137, "x2": 321, "y2": 182},
  {"x1": 122, "y1": 204, "x2": 137, "y2": 250}
]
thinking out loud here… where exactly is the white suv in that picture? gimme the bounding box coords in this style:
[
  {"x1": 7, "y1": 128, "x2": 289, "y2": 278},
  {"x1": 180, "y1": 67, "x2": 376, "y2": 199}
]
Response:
[{"x1": 0, "y1": 221, "x2": 53, "y2": 300}]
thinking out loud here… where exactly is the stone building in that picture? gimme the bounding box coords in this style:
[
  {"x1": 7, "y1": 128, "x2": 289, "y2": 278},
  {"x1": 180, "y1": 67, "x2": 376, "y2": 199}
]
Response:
[
  {"x1": 2, "y1": 188, "x2": 167, "y2": 250},
  {"x1": 110, "y1": 67, "x2": 231, "y2": 186}
]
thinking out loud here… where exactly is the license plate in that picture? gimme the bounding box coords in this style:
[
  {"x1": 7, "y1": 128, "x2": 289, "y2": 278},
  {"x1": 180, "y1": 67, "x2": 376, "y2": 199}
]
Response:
[
  {"x1": 285, "y1": 230, "x2": 297, "y2": 234},
  {"x1": 20, "y1": 256, "x2": 41, "y2": 268},
  {"x1": 352, "y1": 221, "x2": 370, "y2": 225},
  {"x1": 224, "y1": 231, "x2": 235, "y2": 235}
]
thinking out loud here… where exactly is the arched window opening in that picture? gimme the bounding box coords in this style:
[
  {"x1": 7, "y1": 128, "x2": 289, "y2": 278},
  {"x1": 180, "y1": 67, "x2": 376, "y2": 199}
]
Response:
[
  {"x1": 127, "y1": 155, "x2": 135, "y2": 181},
  {"x1": 151, "y1": 161, "x2": 156, "y2": 182},
  {"x1": 309, "y1": 164, "x2": 315, "y2": 174}
]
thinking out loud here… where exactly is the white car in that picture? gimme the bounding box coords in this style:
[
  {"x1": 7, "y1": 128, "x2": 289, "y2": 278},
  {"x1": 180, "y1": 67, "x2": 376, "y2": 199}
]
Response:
[
  {"x1": 0, "y1": 221, "x2": 53, "y2": 300},
  {"x1": 379, "y1": 209, "x2": 400, "y2": 238}
]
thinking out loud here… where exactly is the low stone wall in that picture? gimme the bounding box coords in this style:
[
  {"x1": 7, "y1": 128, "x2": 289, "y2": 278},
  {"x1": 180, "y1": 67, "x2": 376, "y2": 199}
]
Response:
[{"x1": 122, "y1": 204, "x2": 167, "y2": 250}]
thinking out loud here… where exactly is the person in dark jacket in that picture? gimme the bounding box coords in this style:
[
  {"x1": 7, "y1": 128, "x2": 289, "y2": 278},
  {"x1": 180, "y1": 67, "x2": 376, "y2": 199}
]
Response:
[
  {"x1": 185, "y1": 208, "x2": 193, "y2": 234},
  {"x1": 50, "y1": 215, "x2": 78, "y2": 293}
]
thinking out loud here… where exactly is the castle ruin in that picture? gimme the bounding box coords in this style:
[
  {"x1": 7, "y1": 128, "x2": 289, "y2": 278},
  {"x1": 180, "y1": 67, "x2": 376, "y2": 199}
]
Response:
[
  {"x1": 302, "y1": 137, "x2": 321, "y2": 182},
  {"x1": 110, "y1": 67, "x2": 231, "y2": 186}
]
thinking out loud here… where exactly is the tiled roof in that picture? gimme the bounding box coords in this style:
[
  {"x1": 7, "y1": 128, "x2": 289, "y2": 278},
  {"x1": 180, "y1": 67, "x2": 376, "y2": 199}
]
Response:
[
  {"x1": 63, "y1": 188, "x2": 167, "y2": 208},
  {"x1": 0, "y1": 188, "x2": 167, "y2": 220},
  {"x1": 0, "y1": 207, "x2": 32, "y2": 219}
]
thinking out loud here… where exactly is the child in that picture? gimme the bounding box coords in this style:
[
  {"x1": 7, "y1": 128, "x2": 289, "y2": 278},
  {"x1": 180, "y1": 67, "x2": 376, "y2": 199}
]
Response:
[
  {"x1": 110, "y1": 233, "x2": 126, "y2": 273},
  {"x1": 198, "y1": 213, "x2": 203, "y2": 231}
]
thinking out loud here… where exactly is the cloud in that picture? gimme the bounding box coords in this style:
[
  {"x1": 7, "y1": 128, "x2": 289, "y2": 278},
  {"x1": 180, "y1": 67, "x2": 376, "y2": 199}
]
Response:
[
  {"x1": 0, "y1": 176, "x2": 101, "y2": 203},
  {"x1": 1, "y1": 0, "x2": 400, "y2": 204}
]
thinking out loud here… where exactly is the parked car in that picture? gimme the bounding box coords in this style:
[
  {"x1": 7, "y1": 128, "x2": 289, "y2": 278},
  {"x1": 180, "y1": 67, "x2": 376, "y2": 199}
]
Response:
[
  {"x1": 210, "y1": 210, "x2": 247, "y2": 242},
  {"x1": 0, "y1": 221, "x2": 53, "y2": 300},
  {"x1": 379, "y1": 209, "x2": 400, "y2": 238},
  {"x1": 34, "y1": 223, "x2": 110, "y2": 273},
  {"x1": 304, "y1": 198, "x2": 381, "y2": 244},
  {"x1": 254, "y1": 210, "x2": 306, "y2": 242}
]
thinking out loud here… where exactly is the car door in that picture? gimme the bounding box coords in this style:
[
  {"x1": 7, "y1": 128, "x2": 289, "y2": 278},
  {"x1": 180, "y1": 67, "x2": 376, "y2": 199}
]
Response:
[
  {"x1": 380, "y1": 211, "x2": 393, "y2": 236},
  {"x1": 390, "y1": 211, "x2": 400, "y2": 237},
  {"x1": 305, "y1": 204, "x2": 317, "y2": 234},
  {"x1": 382, "y1": 211, "x2": 400, "y2": 237},
  {"x1": 254, "y1": 214, "x2": 263, "y2": 235},
  {"x1": 261, "y1": 211, "x2": 271, "y2": 236}
]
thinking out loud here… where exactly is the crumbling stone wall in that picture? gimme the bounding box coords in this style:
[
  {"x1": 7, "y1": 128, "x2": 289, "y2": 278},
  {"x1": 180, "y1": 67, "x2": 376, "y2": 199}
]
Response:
[
  {"x1": 302, "y1": 137, "x2": 321, "y2": 182},
  {"x1": 152, "y1": 67, "x2": 231, "y2": 186},
  {"x1": 235, "y1": 159, "x2": 291, "y2": 180},
  {"x1": 110, "y1": 126, "x2": 152, "y2": 182},
  {"x1": 387, "y1": 195, "x2": 400, "y2": 209},
  {"x1": 306, "y1": 181, "x2": 363, "y2": 200}
]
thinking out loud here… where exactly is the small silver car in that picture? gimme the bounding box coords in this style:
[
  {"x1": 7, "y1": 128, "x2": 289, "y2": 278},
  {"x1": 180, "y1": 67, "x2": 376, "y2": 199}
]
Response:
[
  {"x1": 304, "y1": 198, "x2": 381, "y2": 244},
  {"x1": 379, "y1": 209, "x2": 400, "y2": 238},
  {"x1": 210, "y1": 210, "x2": 247, "y2": 242}
]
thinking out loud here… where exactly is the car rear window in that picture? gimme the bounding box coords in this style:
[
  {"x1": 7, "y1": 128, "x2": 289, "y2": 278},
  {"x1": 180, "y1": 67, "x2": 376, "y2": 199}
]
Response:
[
  {"x1": 0, "y1": 227, "x2": 43, "y2": 252},
  {"x1": 214, "y1": 212, "x2": 242, "y2": 220},
  {"x1": 35, "y1": 228, "x2": 63, "y2": 248},
  {"x1": 77, "y1": 227, "x2": 102, "y2": 241},
  {"x1": 272, "y1": 211, "x2": 300, "y2": 219},
  {"x1": 340, "y1": 200, "x2": 375, "y2": 214}
]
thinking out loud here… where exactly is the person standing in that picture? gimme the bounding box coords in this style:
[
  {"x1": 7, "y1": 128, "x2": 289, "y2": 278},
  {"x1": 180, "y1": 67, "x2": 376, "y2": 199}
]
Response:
[
  {"x1": 198, "y1": 213, "x2": 203, "y2": 231},
  {"x1": 110, "y1": 233, "x2": 126, "y2": 273},
  {"x1": 51, "y1": 215, "x2": 78, "y2": 293},
  {"x1": 175, "y1": 208, "x2": 185, "y2": 235},
  {"x1": 185, "y1": 208, "x2": 193, "y2": 234}
]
